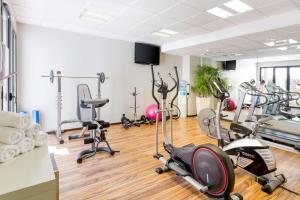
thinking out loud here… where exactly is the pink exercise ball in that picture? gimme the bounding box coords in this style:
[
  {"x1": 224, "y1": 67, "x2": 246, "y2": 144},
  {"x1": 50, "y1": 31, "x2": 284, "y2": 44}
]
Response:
[{"x1": 145, "y1": 104, "x2": 161, "y2": 121}]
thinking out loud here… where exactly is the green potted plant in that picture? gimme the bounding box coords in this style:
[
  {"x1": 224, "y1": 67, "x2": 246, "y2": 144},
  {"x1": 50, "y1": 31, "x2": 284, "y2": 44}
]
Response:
[{"x1": 192, "y1": 65, "x2": 229, "y2": 113}]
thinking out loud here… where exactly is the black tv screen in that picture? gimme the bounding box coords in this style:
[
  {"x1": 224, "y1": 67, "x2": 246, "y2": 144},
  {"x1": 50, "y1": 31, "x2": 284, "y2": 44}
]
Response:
[
  {"x1": 222, "y1": 60, "x2": 236, "y2": 70},
  {"x1": 134, "y1": 43, "x2": 160, "y2": 65}
]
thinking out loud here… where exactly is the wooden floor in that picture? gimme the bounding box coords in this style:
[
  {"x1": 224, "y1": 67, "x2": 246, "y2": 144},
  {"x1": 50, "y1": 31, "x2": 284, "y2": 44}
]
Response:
[{"x1": 49, "y1": 117, "x2": 300, "y2": 200}]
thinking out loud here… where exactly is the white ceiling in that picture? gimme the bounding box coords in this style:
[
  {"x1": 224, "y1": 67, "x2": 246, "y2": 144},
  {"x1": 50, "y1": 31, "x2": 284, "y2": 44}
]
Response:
[{"x1": 10, "y1": 0, "x2": 300, "y2": 60}]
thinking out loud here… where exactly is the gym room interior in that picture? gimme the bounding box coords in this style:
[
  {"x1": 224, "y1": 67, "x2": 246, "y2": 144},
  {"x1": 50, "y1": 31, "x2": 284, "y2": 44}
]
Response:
[{"x1": 0, "y1": 0, "x2": 300, "y2": 199}]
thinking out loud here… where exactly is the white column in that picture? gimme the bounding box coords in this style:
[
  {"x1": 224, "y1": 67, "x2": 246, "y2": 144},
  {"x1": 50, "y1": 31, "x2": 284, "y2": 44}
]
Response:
[{"x1": 179, "y1": 55, "x2": 201, "y2": 117}]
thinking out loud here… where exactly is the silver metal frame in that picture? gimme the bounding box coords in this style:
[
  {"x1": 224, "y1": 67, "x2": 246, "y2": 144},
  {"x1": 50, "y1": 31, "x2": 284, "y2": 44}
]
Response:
[{"x1": 42, "y1": 70, "x2": 108, "y2": 144}]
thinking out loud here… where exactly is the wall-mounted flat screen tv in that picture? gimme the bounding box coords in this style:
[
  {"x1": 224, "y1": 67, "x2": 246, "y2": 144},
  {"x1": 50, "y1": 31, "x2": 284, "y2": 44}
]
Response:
[
  {"x1": 222, "y1": 60, "x2": 236, "y2": 70},
  {"x1": 134, "y1": 43, "x2": 160, "y2": 65}
]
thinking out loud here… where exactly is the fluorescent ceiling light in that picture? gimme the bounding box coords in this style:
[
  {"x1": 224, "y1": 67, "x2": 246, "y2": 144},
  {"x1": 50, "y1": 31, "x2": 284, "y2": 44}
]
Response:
[
  {"x1": 80, "y1": 10, "x2": 110, "y2": 24},
  {"x1": 275, "y1": 39, "x2": 288, "y2": 46},
  {"x1": 224, "y1": 0, "x2": 253, "y2": 13},
  {"x1": 152, "y1": 32, "x2": 170, "y2": 38},
  {"x1": 264, "y1": 41, "x2": 275, "y2": 47},
  {"x1": 160, "y1": 29, "x2": 178, "y2": 35},
  {"x1": 289, "y1": 39, "x2": 298, "y2": 44},
  {"x1": 277, "y1": 46, "x2": 288, "y2": 51},
  {"x1": 207, "y1": 7, "x2": 234, "y2": 18}
]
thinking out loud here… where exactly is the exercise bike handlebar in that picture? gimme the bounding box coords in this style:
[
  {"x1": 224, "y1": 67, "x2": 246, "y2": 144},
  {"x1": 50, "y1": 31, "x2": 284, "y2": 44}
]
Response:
[{"x1": 208, "y1": 75, "x2": 230, "y2": 100}]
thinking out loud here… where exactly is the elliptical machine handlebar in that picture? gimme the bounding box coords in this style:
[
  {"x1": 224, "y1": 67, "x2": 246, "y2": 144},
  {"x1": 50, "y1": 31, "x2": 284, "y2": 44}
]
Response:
[
  {"x1": 170, "y1": 66, "x2": 179, "y2": 108},
  {"x1": 151, "y1": 65, "x2": 179, "y2": 108},
  {"x1": 151, "y1": 65, "x2": 160, "y2": 108}
]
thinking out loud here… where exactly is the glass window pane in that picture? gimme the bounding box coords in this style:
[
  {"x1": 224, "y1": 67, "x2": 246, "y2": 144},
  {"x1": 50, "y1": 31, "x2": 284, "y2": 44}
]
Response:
[
  {"x1": 2, "y1": 7, "x2": 8, "y2": 46},
  {"x1": 289, "y1": 67, "x2": 300, "y2": 107},
  {"x1": 261, "y1": 68, "x2": 273, "y2": 85},
  {"x1": 275, "y1": 68, "x2": 287, "y2": 90},
  {"x1": 290, "y1": 67, "x2": 300, "y2": 92}
]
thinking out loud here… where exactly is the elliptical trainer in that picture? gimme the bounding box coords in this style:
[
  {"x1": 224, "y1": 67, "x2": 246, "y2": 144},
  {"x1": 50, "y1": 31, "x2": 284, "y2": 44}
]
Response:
[{"x1": 151, "y1": 65, "x2": 242, "y2": 200}]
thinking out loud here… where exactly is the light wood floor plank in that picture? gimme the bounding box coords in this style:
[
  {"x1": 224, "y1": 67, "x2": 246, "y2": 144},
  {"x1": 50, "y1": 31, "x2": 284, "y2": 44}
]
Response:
[{"x1": 48, "y1": 117, "x2": 300, "y2": 200}]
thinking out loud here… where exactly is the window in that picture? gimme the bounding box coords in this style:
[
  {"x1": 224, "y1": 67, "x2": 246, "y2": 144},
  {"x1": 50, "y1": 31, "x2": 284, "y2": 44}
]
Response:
[
  {"x1": 260, "y1": 66, "x2": 300, "y2": 92},
  {"x1": 1, "y1": 3, "x2": 17, "y2": 111},
  {"x1": 260, "y1": 67, "x2": 274, "y2": 85},
  {"x1": 290, "y1": 67, "x2": 300, "y2": 92},
  {"x1": 275, "y1": 67, "x2": 287, "y2": 90}
]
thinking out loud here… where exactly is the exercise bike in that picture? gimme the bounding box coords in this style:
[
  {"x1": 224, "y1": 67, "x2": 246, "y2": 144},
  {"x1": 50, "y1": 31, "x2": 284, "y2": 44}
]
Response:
[
  {"x1": 151, "y1": 65, "x2": 242, "y2": 200},
  {"x1": 198, "y1": 76, "x2": 286, "y2": 194}
]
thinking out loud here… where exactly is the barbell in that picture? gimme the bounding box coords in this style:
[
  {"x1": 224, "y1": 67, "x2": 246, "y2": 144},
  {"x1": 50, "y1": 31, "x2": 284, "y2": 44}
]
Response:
[{"x1": 41, "y1": 70, "x2": 109, "y2": 83}]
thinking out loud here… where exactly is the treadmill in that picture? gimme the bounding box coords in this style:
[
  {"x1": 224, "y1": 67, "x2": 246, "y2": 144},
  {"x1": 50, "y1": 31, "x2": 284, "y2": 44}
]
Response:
[
  {"x1": 233, "y1": 81, "x2": 300, "y2": 152},
  {"x1": 263, "y1": 83, "x2": 300, "y2": 121}
]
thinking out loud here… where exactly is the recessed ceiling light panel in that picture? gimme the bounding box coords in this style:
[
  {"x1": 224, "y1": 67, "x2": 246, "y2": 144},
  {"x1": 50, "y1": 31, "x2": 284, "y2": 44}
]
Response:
[
  {"x1": 206, "y1": 7, "x2": 234, "y2": 18},
  {"x1": 160, "y1": 29, "x2": 178, "y2": 35},
  {"x1": 289, "y1": 39, "x2": 298, "y2": 44},
  {"x1": 152, "y1": 32, "x2": 170, "y2": 38},
  {"x1": 224, "y1": 0, "x2": 253, "y2": 13},
  {"x1": 264, "y1": 41, "x2": 275, "y2": 47},
  {"x1": 80, "y1": 10, "x2": 110, "y2": 24}
]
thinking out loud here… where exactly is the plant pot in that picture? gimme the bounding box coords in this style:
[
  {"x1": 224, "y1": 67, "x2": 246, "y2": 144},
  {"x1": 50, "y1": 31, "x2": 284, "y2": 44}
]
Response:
[{"x1": 196, "y1": 96, "x2": 212, "y2": 114}]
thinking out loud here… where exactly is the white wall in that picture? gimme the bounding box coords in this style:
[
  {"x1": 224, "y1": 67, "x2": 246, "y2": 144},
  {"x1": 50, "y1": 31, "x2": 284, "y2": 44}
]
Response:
[
  {"x1": 223, "y1": 59, "x2": 257, "y2": 102},
  {"x1": 18, "y1": 24, "x2": 182, "y2": 131},
  {"x1": 181, "y1": 55, "x2": 201, "y2": 116}
]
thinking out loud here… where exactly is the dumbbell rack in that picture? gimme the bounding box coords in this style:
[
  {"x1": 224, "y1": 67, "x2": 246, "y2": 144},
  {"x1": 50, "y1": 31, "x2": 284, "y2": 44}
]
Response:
[{"x1": 121, "y1": 87, "x2": 144, "y2": 128}]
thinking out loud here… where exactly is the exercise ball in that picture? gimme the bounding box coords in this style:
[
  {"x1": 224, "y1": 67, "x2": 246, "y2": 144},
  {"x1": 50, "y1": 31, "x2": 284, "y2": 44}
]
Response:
[
  {"x1": 145, "y1": 104, "x2": 161, "y2": 121},
  {"x1": 223, "y1": 98, "x2": 236, "y2": 111}
]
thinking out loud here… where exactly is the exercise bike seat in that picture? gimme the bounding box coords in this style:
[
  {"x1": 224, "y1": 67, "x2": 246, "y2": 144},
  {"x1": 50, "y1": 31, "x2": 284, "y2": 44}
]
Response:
[{"x1": 172, "y1": 143, "x2": 196, "y2": 167}]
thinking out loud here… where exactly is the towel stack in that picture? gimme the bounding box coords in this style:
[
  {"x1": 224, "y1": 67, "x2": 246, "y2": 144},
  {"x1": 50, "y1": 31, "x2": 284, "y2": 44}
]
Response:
[{"x1": 0, "y1": 111, "x2": 48, "y2": 163}]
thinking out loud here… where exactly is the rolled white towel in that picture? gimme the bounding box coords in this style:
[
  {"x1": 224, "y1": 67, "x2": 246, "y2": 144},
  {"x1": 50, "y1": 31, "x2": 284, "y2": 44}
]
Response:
[
  {"x1": 17, "y1": 137, "x2": 35, "y2": 154},
  {"x1": 0, "y1": 143, "x2": 20, "y2": 163},
  {"x1": 0, "y1": 111, "x2": 31, "y2": 129},
  {"x1": 34, "y1": 131, "x2": 48, "y2": 147},
  {"x1": 0, "y1": 127, "x2": 25, "y2": 145},
  {"x1": 25, "y1": 124, "x2": 40, "y2": 139}
]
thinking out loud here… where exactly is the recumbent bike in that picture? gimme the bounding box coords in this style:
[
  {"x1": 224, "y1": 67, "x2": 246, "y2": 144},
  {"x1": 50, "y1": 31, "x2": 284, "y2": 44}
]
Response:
[{"x1": 198, "y1": 76, "x2": 286, "y2": 194}]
